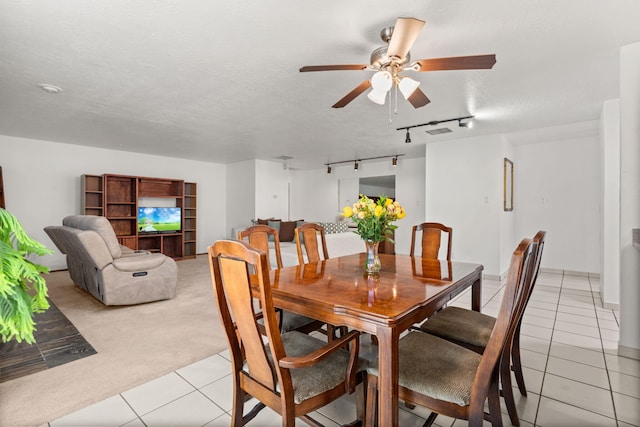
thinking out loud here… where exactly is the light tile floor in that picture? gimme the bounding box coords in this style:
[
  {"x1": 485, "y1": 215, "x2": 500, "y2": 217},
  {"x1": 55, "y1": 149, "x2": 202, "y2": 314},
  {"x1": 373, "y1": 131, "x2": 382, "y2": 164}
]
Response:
[{"x1": 44, "y1": 272, "x2": 640, "y2": 427}]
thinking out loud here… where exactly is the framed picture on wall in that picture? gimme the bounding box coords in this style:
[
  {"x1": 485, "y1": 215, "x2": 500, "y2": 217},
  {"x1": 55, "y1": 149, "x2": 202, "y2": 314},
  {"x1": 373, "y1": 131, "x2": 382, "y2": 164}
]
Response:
[{"x1": 504, "y1": 158, "x2": 514, "y2": 211}]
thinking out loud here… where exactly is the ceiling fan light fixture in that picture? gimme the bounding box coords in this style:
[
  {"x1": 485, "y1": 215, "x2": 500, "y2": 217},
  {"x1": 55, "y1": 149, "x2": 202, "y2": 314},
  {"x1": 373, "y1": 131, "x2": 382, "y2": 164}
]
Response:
[
  {"x1": 367, "y1": 88, "x2": 388, "y2": 105},
  {"x1": 398, "y1": 76, "x2": 420, "y2": 99},
  {"x1": 370, "y1": 70, "x2": 393, "y2": 91}
]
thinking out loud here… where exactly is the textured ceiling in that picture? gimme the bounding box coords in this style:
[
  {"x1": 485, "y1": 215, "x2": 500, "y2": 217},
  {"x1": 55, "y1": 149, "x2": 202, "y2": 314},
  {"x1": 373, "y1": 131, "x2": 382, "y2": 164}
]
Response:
[{"x1": 1, "y1": 1, "x2": 639, "y2": 169}]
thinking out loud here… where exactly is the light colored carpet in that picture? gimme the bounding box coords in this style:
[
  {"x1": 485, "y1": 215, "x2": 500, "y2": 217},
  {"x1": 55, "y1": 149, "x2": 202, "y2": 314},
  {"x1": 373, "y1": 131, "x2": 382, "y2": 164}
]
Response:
[{"x1": 0, "y1": 255, "x2": 227, "y2": 427}]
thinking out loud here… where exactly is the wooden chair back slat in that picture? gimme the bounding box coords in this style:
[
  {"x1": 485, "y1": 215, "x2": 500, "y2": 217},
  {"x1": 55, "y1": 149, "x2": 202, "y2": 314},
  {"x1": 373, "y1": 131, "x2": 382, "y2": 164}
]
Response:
[
  {"x1": 410, "y1": 222, "x2": 452, "y2": 260},
  {"x1": 295, "y1": 223, "x2": 329, "y2": 265},
  {"x1": 238, "y1": 225, "x2": 283, "y2": 270}
]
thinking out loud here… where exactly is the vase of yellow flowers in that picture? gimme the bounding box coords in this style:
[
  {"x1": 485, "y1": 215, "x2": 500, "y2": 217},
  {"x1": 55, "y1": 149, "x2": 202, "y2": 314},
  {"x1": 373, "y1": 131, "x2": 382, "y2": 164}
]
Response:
[{"x1": 342, "y1": 195, "x2": 406, "y2": 273}]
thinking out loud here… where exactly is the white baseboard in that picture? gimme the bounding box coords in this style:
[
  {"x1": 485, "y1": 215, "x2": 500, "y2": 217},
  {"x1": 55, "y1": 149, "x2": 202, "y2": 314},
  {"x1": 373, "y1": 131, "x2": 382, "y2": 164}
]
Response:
[
  {"x1": 601, "y1": 297, "x2": 620, "y2": 310},
  {"x1": 539, "y1": 268, "x2": 599, "y2": 278},
  {"x1": 618, "y1": 345, "x2": 640, "y2": 361}
]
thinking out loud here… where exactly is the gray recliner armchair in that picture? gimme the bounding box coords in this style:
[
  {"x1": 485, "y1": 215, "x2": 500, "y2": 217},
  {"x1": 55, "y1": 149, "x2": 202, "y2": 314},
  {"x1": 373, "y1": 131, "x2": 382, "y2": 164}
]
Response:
[{"x1": 45, "y1": 215, "x2": 178, "y2": 305}]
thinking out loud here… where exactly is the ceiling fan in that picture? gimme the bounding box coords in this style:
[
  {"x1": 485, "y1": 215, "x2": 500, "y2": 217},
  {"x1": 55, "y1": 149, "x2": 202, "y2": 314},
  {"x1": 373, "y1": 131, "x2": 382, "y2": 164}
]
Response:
[{"x1": 299, "y1": 17, "x2": 496, "y2": 109}]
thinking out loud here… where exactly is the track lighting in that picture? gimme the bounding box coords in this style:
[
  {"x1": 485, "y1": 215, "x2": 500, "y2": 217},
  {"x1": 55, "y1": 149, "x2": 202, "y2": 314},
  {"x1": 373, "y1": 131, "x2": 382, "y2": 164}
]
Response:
[
  {"x1": 397, "y1": 115, "x2": 475, "y2": 141},
  {"x1": 324, "y1": 154, "x2": 405, "y2": 172}
]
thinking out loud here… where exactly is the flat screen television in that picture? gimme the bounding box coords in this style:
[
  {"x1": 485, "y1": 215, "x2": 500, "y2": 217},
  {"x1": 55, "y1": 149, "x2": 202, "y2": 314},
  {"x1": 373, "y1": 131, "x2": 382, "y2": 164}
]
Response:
[{"x1": 138, "y1": 207, "x2": 181, "y2": 234}]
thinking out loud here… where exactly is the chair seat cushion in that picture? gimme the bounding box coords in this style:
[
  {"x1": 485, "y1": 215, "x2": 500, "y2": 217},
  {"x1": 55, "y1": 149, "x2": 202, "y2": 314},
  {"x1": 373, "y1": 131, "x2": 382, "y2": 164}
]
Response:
[
  {"x1": 419, "y1": 306, "x2": 496, "y2": 348},
  {"x1": 257, "y1": 331, "x2": 366, "y2": 404},
  {"x1": 368, "y1": 331, "x2": 481, "y2": 406}
]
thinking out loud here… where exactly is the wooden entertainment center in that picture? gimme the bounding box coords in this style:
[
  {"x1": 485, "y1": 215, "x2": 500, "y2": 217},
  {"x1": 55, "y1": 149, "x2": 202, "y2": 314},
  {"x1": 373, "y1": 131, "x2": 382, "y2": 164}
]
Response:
[{"x1": 81, "y1": 174, "x2": 196, "y2": 259}]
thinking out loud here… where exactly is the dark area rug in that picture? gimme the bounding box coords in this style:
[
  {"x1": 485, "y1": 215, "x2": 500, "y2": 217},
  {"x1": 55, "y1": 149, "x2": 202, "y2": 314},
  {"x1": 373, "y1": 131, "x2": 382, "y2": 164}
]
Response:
[{"x1": 0, "y1": 298, "x2": 96, "y2": 383}]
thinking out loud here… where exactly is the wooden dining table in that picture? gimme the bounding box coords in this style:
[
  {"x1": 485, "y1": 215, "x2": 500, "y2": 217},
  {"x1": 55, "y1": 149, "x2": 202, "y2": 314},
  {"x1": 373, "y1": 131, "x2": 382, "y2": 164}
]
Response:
[{"x1": 267, "y1": 252, "x2": 484, "y2": 427}]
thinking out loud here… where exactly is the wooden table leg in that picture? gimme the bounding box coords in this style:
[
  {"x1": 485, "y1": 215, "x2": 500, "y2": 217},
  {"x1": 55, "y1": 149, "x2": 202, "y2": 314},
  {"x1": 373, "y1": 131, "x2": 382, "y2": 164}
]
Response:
[
  {"x1": 375, "y1": 326, "x2": 399, "y2": 427},
  {"x1": 471, "y1": 274, "x2": 482, "y2": 312}
]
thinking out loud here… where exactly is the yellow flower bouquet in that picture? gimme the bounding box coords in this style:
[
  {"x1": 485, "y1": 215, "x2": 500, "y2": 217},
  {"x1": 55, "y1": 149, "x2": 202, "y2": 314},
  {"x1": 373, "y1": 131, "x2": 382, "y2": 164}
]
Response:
[
  {"x1": 343, "y1": 195, "x2": 405, "y2": 272},
  {"x1": 343, "y1": 194, "x2": 406, "y2": 243}
]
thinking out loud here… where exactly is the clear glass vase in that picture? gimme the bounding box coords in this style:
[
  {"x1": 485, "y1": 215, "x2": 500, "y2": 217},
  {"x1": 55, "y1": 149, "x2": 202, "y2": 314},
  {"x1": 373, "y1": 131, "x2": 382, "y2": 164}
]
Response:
[{"x1": 363, "y1": 240, "x2": 381, "y2": 273}]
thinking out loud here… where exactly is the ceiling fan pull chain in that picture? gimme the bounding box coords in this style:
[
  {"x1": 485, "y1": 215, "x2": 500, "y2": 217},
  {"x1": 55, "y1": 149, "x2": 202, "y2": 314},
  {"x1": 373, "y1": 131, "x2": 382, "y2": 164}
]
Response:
[{"x1": 394, "y1": 85, "x2": 399, "y2": 115}]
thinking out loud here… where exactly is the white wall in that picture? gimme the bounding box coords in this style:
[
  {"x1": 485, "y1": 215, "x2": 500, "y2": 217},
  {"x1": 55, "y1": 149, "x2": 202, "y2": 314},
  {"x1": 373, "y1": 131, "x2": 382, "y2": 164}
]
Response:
[
  {"x1": 393, "y1": 156, "x2": 426, "y2": 255},
  {"x1": 254, "y1": 160, "x2": 290, "y2": 220},
  {"x1": 290, "y1": 168, "x2": 342, "y2": 223},
  {"x1": 2, "y1": 135, "x2": 226, "y2": 270},
  {"x1": 600, "y1": 99, "x2": 621, "y2": 307},
  {"x1": 226, "y1": 159, "x2": 255, "y2": 237},
  {"x1": 290, "y1": 157, "x2": 425, "y2": 255},
  {"x1": 514, "y1": 135, "x2": 600, "y2": 274},
  {"x1": 619, "y1": 42, "x2": 640, "y2": 357},
  {"x1": 426, "y1": 135, "x2": 503, "y2": 276}
]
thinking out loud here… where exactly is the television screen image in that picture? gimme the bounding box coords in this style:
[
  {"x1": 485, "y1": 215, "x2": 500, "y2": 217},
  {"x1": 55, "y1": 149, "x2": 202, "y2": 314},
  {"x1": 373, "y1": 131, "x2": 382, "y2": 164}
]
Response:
[{"x1": 138, "y1": 207, "x2": 181, "y2": 233}]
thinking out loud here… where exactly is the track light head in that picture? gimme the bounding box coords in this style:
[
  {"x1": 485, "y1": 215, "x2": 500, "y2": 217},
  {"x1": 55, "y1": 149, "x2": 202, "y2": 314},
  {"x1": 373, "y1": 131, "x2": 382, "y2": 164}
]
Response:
[
  {"x1": 458, "y1": 118, "x2": 472, "y2": 128},
  {"x1": 392, "y1": 157, "x2": 398, "y2": 167},
  {"x1": 354, "y1": 161, "x2": 359, "y2": 171},
  {"x1": 327, "y1": 165, "x2": 332, "y2": 174},
  {"x1": 405, "y1": 129, "x2": 411, "y2": 143}
]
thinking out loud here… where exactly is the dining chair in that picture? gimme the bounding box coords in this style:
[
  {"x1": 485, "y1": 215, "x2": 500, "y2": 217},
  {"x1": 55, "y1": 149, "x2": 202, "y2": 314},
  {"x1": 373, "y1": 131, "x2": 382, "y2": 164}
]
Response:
[
  {"x1": 208, "y1": 239, "x2": 366, "y2": 427},
  {"x1": 294, "y1": 222, "x2": 348, "y2": 340},
  {"x1": 238, "y1": 225, "x2": 325, "y2": 335},
  {"x1": 417, "y1": 230, "x2": 546, "y2": 426},
  {"x1": 295, "y1": 222, "x2": 330, "y2": 265},
  {"x1": 409, "y1": 222, "x2": 453, "y2": 260},
  {"x1": 365, "y1": 237, "x2": 535, "y2": 427}
]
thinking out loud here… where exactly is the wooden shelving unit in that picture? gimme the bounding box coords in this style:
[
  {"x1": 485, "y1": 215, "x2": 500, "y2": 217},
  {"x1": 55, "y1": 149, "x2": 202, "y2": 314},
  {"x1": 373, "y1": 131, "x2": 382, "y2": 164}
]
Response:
[
  {"x1": 81, "y1": 174, "x2": 197, "y2": 260},
  {"x1": 105, "y1": 175, "x2": 137, "y2": 238},
  {"x1": 183, "y1": 182, "x2": 197, "y2": 258},
  {"x1": 81, "y1": 174, "x2": 104, "y2": 216}
]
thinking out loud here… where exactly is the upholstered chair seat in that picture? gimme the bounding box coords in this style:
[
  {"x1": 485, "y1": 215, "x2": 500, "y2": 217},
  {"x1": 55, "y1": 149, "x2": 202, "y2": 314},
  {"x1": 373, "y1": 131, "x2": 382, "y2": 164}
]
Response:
[
  {"x1": 369, "y1": 331, "x2": 481, "y2": 406},
  {"x1": 420, "y1": 306, "x2": 495, "y2": 348},
  {"x1": 259, "y1": 331, "x2": 367, "y2": 404}
]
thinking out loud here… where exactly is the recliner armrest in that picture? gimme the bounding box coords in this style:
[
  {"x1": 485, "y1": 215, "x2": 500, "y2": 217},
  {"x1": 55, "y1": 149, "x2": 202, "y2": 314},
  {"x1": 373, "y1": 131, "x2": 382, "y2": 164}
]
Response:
[
  {"x1": 120, "y1": 245, "x2": 152, "y2": 257},
  {"x1": 112, "y1": 253, "x2": 168, "y2": 272}
]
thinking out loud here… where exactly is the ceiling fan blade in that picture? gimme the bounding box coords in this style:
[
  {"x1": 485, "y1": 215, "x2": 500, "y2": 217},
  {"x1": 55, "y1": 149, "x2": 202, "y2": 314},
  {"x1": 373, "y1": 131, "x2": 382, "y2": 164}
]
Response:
[
  {"x1": 407, "y1": 87, "x2": 430, "y2": 108},
  {"x1": 413, "y1": 54, "x2": 497, "y2": 71},
  {"x1": 299, "y1": 64, "x2": 368, "y2": 72},
  {"x1": 387, "y1": 17, "x2": 425, "y2": 60},
  {"x1": 332, "y1": 80, "x2": 372, "y2": 108}
]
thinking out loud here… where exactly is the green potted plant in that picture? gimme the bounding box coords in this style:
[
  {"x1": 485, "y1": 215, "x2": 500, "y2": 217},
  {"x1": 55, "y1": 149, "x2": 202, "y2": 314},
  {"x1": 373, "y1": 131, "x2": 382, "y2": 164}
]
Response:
[{"x1": 0, "y1": 207, "x2": 52, "y2": 343}]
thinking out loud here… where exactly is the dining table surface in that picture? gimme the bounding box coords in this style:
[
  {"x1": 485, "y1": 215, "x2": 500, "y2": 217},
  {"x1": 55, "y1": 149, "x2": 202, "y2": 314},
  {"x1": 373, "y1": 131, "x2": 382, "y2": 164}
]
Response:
[{"x1": 267, "y1": 252, "x2": 484, "y2": 427}]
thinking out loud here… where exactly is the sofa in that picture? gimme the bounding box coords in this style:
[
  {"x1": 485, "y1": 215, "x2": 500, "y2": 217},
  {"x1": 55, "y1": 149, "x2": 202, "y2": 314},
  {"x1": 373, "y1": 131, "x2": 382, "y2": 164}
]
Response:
[
  {"x1": 232, "y1": 219, "x2": 364, "y2": 268},
  {"x1": 45, "y1": 215, "x2": 178, "y2": 305}
]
